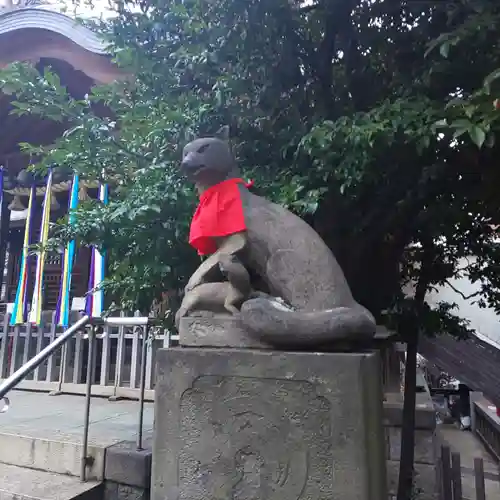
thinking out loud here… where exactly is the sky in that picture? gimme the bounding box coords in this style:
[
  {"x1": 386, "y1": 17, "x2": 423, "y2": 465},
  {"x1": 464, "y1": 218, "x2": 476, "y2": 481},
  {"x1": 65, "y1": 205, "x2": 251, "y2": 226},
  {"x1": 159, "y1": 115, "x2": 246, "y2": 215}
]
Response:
[
  {"x1": 33, "y1": 0, "x2": 316, "y2": 19},
  {"x1": 39, "y1": 0, "x2": 110, "y2": 18}
]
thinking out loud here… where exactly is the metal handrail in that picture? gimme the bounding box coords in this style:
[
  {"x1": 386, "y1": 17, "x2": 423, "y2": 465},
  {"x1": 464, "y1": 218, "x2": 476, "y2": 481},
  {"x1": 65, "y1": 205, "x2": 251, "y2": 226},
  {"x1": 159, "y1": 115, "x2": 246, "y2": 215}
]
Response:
[
  {"x1": 0, "y1": 315, "x2": 90, "y2": 399},
  {"x1": 0, "y1": 315, "x2": 151, "y2": 482}
]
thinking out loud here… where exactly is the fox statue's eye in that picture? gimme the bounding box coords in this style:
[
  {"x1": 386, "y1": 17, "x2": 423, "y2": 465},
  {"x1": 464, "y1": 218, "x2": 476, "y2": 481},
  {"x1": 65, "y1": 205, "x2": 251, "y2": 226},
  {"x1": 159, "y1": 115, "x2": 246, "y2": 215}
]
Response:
[{"x1": 197, "y1": 144, "x2": 210, "y2": 153}]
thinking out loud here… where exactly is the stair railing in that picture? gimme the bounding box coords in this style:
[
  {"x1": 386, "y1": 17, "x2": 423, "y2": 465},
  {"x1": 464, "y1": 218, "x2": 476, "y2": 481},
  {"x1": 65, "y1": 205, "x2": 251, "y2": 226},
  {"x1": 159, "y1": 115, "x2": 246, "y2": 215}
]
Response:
[{"x1": 0, "y1": 315, "x2": 151, "y2": 482}]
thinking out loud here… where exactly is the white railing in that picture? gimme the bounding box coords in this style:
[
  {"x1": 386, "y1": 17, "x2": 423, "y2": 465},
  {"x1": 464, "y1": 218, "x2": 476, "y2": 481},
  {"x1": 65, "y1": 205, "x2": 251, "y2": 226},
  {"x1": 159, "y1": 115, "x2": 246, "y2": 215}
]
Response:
[
  {"x1": 0, "y1": 311, "x2": 178, "y2": 402},
  {"x1": 0, "y1": 314, "x2": 159, "y2": 481}
]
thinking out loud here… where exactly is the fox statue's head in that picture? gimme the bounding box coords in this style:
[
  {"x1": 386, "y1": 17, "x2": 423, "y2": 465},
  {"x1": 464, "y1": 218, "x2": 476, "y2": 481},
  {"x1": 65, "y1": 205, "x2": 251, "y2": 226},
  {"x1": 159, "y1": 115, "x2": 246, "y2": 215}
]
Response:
[{"x1": 180, "y1": 126, "x2": 240, "y2": 192}]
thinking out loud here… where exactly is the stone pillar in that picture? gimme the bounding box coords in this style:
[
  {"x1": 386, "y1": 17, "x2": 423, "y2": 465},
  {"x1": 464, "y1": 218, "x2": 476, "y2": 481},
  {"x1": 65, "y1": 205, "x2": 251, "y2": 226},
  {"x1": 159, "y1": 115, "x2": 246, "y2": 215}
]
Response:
[{"x1": 152, "y1": 348, "x2": 387, "y2": 500}]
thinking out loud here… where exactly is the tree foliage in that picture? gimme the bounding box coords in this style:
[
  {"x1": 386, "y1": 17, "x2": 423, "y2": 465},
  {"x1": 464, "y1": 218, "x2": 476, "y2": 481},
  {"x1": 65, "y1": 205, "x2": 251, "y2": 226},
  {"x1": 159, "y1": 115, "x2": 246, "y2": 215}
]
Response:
[{"x1": 1, "y1": 0, "x2": 500, "y2": 333}]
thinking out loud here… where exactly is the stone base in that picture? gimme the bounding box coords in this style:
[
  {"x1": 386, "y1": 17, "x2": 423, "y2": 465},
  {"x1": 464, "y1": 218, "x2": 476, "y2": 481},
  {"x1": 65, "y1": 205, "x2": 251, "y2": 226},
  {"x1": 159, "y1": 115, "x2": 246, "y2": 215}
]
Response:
[
  {"x1": 383, "y1": 390, "x2": 439, "y2": 500},
  {"x1": 152, "y1": 348, "x2": 387, "y2": 500},
  {"x1": 179, "y1": 315, "x2": 272, "y2": 348}
]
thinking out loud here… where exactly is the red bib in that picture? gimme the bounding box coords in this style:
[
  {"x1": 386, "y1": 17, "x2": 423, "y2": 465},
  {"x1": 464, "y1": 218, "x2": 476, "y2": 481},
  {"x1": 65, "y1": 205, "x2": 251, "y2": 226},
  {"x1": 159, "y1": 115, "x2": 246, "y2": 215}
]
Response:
[{"x1": 189, "y1": 178, "x2": 252, "y2": 256}]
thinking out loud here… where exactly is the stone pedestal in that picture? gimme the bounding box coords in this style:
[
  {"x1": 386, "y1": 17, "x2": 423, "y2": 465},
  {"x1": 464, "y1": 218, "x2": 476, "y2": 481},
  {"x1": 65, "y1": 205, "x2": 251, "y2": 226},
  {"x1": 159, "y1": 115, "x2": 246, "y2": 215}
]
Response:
[{"x1": 152, "y1": 348, "x2": 387, "y2": 500}]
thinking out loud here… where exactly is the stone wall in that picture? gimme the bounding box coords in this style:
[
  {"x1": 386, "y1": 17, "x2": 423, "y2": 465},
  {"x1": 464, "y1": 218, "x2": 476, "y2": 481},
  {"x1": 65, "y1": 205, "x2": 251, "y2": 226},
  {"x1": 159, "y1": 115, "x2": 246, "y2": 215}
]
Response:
[{"x1": 384, "y1": 391, "x2": 439, "y2": 500}]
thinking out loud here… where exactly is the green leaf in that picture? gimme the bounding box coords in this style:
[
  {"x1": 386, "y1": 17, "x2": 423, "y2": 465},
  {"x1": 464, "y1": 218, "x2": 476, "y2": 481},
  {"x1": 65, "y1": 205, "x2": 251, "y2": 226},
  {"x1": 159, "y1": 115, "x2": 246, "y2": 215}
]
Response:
[
  {"x1": 439, "y1": 42, "x2": 450, "y2": 58},
  {"x1": 433, "y1": 119, "x2": 447, "y2": 128},
  {"x1": 424, "y1": 33, "x2": 451, "y2": 58},
  {"x1": 452, "y1": 128, "x2": 468, "y2": 139},
  {"x1": 445, "y1": 98, "x2": 468, "y2": 109},
  {"x1": 483, "y1": 68, "x2": 500, "y2": 92},
  {"x1": 468, "y1": 126, "x2": 486, "y2": 148},
  {"x1": 449, "y1": 119, "x2": 473, "y2": 130}
]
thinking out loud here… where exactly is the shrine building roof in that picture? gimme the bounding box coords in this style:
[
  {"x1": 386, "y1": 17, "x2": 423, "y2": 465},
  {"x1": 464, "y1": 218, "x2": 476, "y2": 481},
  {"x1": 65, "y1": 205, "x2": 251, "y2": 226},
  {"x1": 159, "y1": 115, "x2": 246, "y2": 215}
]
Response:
[{"x1": 0, "y1": 6, "x2": 121, "y2": 205}]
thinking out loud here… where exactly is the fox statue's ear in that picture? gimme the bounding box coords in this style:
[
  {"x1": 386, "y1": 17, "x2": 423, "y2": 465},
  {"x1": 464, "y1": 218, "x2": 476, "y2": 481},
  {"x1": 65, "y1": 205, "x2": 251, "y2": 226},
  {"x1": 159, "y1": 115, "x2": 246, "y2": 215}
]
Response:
[{"x1": 214, "y1": 125, "x2": 230, "y2": 141}]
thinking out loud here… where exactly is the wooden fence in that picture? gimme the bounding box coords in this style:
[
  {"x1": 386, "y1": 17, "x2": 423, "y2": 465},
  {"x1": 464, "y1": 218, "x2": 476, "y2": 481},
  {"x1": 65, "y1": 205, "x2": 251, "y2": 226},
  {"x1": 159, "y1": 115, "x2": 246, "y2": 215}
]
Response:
[
  {"x1": 0, "y1": 311, "x2": 178, "y2": 401},
  {"x1": 439, "y1": 444, "x2": 500, "y2": 500}
]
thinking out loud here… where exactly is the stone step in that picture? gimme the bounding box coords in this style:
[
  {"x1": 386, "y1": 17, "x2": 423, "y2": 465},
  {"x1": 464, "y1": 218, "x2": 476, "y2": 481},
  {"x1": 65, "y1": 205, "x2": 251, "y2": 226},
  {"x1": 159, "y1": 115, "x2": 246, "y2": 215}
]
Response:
[
  {"x1": 0, "y1": 431, "x2": 106, "y2": 480},
  {"x1": 0, "y1": 462, "x2": 102, "y2": 500},
  {"x1": 0, "y1": 391, "x2": 155, "y2": 498},
  {"x1": 0, "y1": 391, "x2": 155, "y2": 480}
]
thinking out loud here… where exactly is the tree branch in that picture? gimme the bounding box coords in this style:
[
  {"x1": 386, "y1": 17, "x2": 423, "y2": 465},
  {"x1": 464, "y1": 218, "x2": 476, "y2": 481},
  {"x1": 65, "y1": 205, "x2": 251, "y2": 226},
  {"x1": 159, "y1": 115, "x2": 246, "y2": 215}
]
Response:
[
  {"x1": 317, "y1": 3, "x2": 340, "y2": 113},
  {"x1": 445, "y1": 279, "x2": 482, "y2": 301},
  {"x1": 280, "y1": 0, "x2": 350, "y2": 117},
  {"x1": 279, "y1": 4, "x2": 321, "y2": 80},
  {"x1": 318, "y1": 0, "x2": 358, "y2": 117}
]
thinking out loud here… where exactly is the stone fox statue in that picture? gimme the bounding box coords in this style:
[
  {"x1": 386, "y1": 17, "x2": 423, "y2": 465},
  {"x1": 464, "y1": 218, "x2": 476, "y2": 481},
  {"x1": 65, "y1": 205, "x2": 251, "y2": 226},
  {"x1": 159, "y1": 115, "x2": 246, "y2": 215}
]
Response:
[{"x1": 176, "y1": 126, "x2": 376, "y2": 347}]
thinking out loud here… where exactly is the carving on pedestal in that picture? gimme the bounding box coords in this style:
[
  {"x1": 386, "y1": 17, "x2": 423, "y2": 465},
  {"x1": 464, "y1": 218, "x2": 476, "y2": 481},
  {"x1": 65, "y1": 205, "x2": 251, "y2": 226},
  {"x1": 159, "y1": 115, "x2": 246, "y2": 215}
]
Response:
[
  {"x1": 153, "y1": 349, "x2": 387, "y2": 500},
  {"x1": 178, "y1": 376, "x2": 333, "y2": 500}
]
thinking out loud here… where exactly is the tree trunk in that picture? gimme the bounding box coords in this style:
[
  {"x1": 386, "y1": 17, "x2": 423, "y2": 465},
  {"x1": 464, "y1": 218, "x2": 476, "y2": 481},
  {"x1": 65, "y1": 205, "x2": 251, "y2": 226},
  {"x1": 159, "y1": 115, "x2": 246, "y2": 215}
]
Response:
[
  {"x1": 396, "y1": 330, "x2": 419, "y2": 500},
  {"x1": 396, "y1": 243, "x2": 432, "y2": 500}
]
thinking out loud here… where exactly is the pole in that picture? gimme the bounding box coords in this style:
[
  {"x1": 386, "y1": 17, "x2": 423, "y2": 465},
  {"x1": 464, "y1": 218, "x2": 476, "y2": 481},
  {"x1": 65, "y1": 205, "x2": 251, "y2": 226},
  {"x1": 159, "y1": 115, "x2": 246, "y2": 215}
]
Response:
[
  {"x1": 137, "y1": 326, "x2": 148, "y2": 450},
  {"x1": 80, "y1": 326, "x2": 95, "y2": 482}
]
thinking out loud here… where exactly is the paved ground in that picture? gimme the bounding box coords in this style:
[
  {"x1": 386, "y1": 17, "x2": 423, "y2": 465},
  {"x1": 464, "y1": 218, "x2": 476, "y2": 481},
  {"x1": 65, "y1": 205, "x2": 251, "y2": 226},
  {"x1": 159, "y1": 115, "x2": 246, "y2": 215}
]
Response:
[
  {"x1": 440, "y1": 423, "x2": 500, "y2": 499},
  {"x1": 0, "y1": 389, "x2": 154, "y2": 446}
]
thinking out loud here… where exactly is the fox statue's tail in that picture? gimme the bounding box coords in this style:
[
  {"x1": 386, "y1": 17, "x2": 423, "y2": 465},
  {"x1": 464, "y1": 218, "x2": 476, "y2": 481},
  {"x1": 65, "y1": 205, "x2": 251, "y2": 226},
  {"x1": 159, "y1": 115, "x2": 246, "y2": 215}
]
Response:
[{"x1": 240, "y1": 297, "x2": 376, "y2": 347}]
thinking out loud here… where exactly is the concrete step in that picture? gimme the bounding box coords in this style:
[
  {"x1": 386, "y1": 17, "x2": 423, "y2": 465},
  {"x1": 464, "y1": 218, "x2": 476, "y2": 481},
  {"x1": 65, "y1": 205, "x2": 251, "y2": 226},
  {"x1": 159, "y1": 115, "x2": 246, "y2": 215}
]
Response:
[
  {"x1": 0, "y1": 431, "x2": 106, "y2": 480},
  {"x1": 0, "y1": 463, "x2": 101, "y2": 500},
  {"x1": 0, "y1": 391, "x2": 155, "y2": 495}
]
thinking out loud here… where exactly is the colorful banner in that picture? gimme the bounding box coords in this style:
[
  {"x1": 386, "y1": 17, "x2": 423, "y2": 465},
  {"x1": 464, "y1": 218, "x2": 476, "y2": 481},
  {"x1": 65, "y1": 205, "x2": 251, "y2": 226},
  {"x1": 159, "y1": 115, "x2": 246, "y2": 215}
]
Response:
[
  {"x1": 0, "y1": 167, "x2": 4, "y2": 257},
  {"x1": 0, "y1": 167, "x2": 3, "y2": 210},
  {"x1": 10, "y1": 185, "x2": 36, "y2": 325},
  {"x1": 55, "y1": 174, "x2": 79, "y2": 327},
  {"x1": 85, "y1": 183, "x2": 108, "y2": 318},
  {"x1": 28, "y1": 171, "x2": 53, "y2": 325}
]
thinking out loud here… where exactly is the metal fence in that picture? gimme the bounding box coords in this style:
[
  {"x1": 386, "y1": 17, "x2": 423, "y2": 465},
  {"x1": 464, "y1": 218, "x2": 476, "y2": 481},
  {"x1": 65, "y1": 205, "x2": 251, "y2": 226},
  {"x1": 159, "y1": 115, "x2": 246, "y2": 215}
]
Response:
[{"x1": 0, "y1": 311, "x2": 178, "y2": 401}]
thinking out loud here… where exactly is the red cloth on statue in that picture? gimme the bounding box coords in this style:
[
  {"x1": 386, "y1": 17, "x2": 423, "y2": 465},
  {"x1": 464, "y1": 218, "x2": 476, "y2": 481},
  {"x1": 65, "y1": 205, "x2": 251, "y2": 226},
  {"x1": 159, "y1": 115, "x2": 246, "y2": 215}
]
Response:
[{"x1": 189, "y1": 178, "x2": 252, "y2": 256}]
